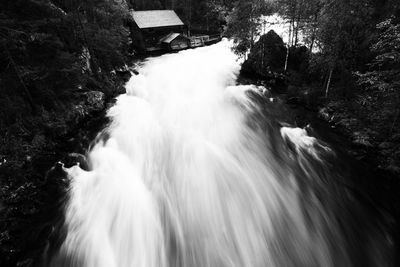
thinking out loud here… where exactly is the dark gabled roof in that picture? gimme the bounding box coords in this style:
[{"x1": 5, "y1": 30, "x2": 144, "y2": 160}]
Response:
[{"x1": 131, "y1": 10, "x2": 185, "y2": 29}]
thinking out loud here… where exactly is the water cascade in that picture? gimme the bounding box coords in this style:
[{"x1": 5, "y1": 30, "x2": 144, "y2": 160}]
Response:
[{"x1": 49, "y1": 41, "x2": 392, "y2": 267}]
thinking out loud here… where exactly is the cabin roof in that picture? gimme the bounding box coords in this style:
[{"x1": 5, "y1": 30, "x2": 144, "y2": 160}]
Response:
[
  {"x1": 131, "y1": 10, "x2": 184, "y2": 29},
  {"x1": 160, "y1": 33, "x2": 189, "y2": 43}
]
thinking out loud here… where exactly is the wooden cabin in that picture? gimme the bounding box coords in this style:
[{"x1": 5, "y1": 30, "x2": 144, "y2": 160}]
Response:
[{"x1": 129, "y1": 10, "x2": 188, "y2": 52}]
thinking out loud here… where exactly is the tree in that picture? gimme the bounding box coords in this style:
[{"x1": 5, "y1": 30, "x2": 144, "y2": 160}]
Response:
[
  {"x1": 224, "y1": 0, "x2": 274, "y2": 55},
  {"x1": 355, "y1": 18, "x2": 400, "y2": 136},
  {"x1": 312, "y1": 0, "x2": 376, "y2": 97},
  {"x1": 0, "y1": 1, "x2": 132, "y2": 264},
  {"x1": 0, "y1": 0, "x2": 131, "y2": 121},
  {"x1": 273, "y1": 0, "x2": 322, "y2": 72}
]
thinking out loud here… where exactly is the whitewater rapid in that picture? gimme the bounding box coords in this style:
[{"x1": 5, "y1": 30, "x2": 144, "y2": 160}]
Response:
[{"x1": 48, "y1": 40, "x2": 392, "y2": 267}]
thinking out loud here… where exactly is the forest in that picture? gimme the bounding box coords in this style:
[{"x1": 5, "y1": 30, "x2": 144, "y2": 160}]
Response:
[
  {"x1": 0, "y1": 0, "x2": 400, "y2": 266},
  {"x1": 225, "y1": 0, "x2": 400, "y2": 174}
]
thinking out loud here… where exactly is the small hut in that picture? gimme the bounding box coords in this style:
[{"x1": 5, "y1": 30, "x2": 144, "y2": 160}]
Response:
[
  {"x1": 160, "y1": 33, "x2": 190, "y2": 51},
  {"x1": 129, "y1": 10, "x2": 187, "y2": 52}
]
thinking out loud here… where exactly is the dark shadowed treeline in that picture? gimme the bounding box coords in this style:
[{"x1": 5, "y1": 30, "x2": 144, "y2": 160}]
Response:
[
  {"x1": 0, "y1": 1, "x2": 133, "y2": 265},
  {"x1": 0, "y1": 0, "x2": 131, "y2": 162}
]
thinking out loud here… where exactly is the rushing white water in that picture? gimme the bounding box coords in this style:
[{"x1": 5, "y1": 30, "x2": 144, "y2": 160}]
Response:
[{"x1": 49, "y1": 41, "x2": 391, "y2": 267}]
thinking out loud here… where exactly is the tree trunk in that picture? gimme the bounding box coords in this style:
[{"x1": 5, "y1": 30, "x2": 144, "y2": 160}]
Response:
[
  {"x1": 250, "y1": 26, "x2": 254, "y2": 50},
  {"x1": 289, "y1": 19, "x2": 292, "y2": 47},
  {"x1": 309, "y1": 14, "x2": 318, "y2": 53},
  {"x1": 309, "y1": 33, "x2": 315, "y2": 53},
  {"x1": 291, "y1": 18, "x2": 295, "y2": 46},
  {"x1": 76, "y1": 8, "x2": 99, "y2": 77},
  {"x1": 284, "y1": 20, "x2": 292, "y2": 71},
  {"x1": 294, "y1": 16, "x2": 300, "y2": 47},
  {"x1": 284, "y1": 45, "x2": 289, "y2": 72},
  {"x1": 325, "y1": 68, "x2": 333, "y2": 98}
]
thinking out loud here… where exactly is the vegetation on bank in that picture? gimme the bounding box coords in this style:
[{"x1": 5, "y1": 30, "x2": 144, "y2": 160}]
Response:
[
  {"x1": 0, "y1": 1, "x2": 133, "y2": 265},
  {"x1": 225, "y1": 0, "x2": 400, "y2": 175},
  {"x1": 0, "y1": 0, "x2": 131, "y2": 166}
]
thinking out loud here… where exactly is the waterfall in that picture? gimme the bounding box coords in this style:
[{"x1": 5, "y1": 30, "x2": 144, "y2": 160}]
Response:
[{"x1": 48, "y1": 40, "x2": 392, "y2": 267}]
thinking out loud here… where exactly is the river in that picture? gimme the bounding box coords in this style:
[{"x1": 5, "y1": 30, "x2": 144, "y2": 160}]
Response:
[{"x1": 47, "y1": 40, "x2": 394, "y2": 267}]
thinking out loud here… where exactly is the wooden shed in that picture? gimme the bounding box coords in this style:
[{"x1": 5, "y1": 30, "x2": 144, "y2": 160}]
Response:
[
  {"x1": 129, "y1": 10, "x2": 188, "y2": 52},
  {"x1": 160, "y1": 33, "x2": 190, "y2": 51}
]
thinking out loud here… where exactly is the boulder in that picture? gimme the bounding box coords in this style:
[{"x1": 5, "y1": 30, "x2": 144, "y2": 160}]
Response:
[
  {"x1": 318, "y1": 107, "x2": 331, "y2": 121},
  {"x1": 64, "y1": 153, "x2": 89, "y2": 171},
  {"x1": 241, "y1": 30, "x2": 286, "y2": 81}
]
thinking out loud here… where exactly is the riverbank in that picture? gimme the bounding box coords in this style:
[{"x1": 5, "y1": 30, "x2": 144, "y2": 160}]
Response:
[
  {"x1": 238, "y1": 72, "x2": 400, "y2": 264},
  {"x1": 0, "y1": 68, "x2": 133, "y2": 266},
  {"x1": 284, "y1": 85, "x2": 400, "y2": 178},
  {"x1": 238, "y1": 29, "x2": 400, "y2": 179},
  {"x1": 239, "y1": 72, "x2": 400, "y2": 192}
]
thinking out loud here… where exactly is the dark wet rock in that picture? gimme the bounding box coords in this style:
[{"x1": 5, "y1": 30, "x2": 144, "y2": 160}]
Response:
[
  {"x1": 64, "y1": 153, "x2": 89, "y2": 171},
  {"x1": 114, "y1": 84, "x2": 126, "y2": 95},
  {"x1": 116, "y1": 69, "x2": 132, "y2": 82},
  {"x1": 241, "y1": 30, "x2": 286, "y2": 83},
  {"x1": 44, "y1": 162, "x2": 65, "y2": 181},
  {"x1": 318, "y1": 107, "x2": 331, "y2": 121},
  {"x1": 254, "y1": 85, "x2": 271, "y2": 97}
]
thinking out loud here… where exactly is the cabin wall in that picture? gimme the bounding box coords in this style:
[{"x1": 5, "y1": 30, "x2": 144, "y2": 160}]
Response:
[{"x1": 170, "y1": 37, "x2": 189, "y2": 50}]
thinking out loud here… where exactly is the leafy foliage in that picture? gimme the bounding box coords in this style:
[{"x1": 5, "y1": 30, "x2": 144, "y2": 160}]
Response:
[
  {"x1": 0, "y1": 0, "x2": 131, "y2": 130},
  {"x1": 357, "y1": 18, "x2": 400, "y2": 91},
  {"x1": 0, "y1": 2, "x2": 130, "y2": 264},
  {"x1": 353, "y1": 18, "x2": 400, "y2": 139},
  {"x1": 224, "y1": 0, "x2": 274, "y2": 55}
]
